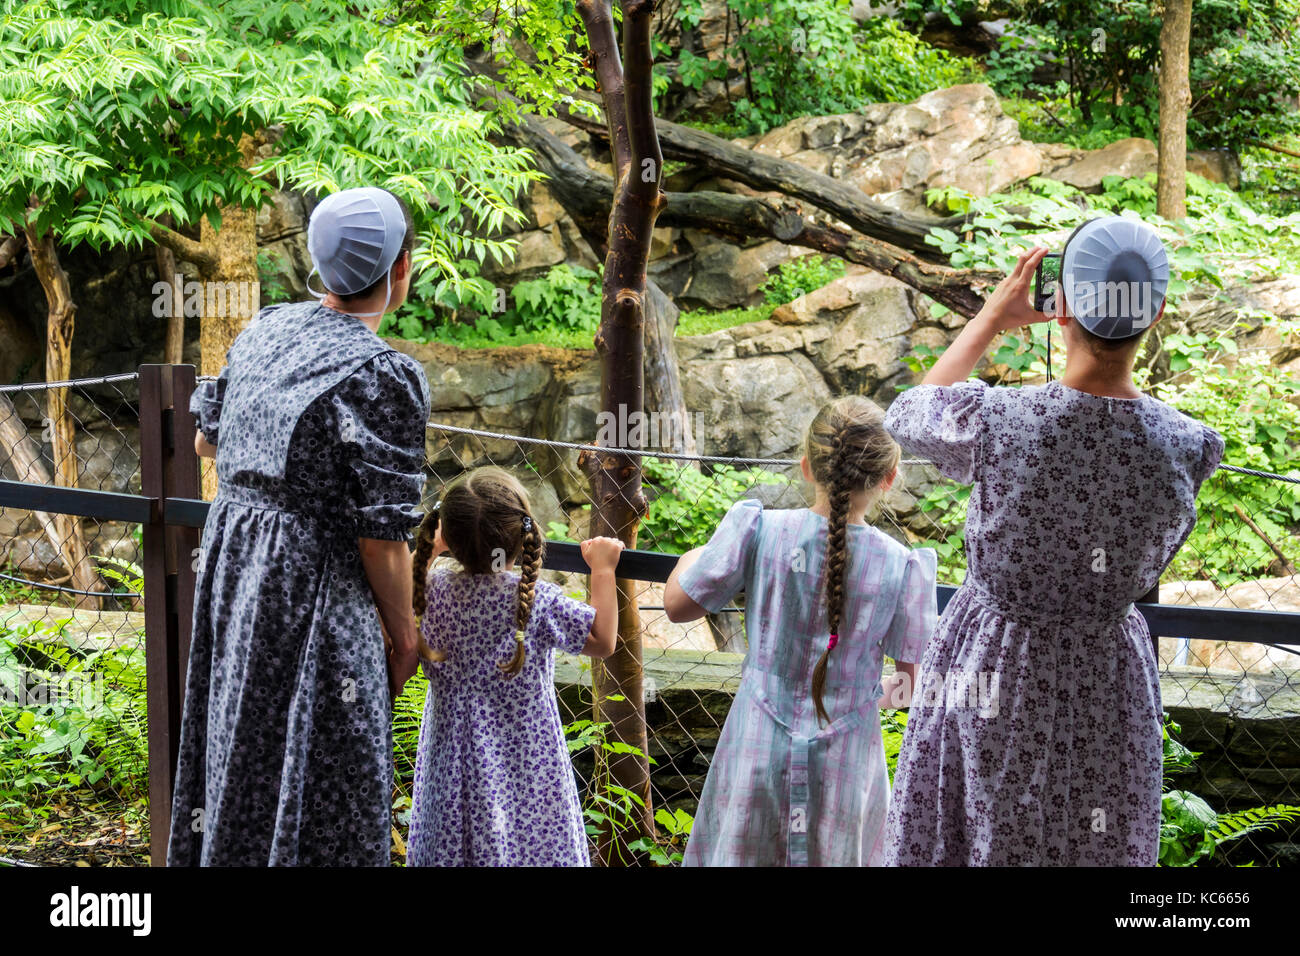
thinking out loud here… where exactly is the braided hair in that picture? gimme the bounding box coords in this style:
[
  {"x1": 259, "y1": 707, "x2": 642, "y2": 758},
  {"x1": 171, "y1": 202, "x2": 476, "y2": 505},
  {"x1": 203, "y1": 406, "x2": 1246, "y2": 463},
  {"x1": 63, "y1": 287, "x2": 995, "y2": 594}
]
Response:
[
  {"x1": 411, "y1": 506, "x2": 446, "y2": 664},
  {"x1": 413, "y1": 466, "x2": 547, "y2": 677},
  {"x1": 805, "y1": 396, "x2": 901, "y2": 726}
]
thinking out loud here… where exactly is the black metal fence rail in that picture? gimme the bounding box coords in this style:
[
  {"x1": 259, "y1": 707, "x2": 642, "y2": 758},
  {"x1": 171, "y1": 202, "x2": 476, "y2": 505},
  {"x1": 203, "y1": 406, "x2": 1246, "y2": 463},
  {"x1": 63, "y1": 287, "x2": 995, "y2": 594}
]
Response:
[{"x1": 149, "y1": 496, "x2": 1300, "y2": 645}]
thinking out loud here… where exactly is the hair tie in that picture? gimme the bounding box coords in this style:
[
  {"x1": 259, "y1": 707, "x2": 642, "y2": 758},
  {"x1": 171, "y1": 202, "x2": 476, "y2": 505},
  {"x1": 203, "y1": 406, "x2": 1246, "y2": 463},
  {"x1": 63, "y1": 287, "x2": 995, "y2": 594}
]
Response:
[
  {"x1": 827, "y1": 633, "x2": 839, "y2": 651},
  {"x1": 515, "y1": 628, "x2": 526, "y2": 644},
  {"x1": 521, "y1": 516, "x2": 532, "y2": 533}
]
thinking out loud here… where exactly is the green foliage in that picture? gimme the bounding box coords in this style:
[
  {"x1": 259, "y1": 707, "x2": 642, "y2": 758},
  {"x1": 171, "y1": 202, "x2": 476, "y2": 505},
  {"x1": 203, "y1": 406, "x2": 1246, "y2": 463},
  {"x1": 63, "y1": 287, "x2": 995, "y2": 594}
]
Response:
[
  {"x1": 893, "y1": 0, "x2": 983, "y2": 29},
  {"x1": 1, "y1": 0, "x2": 540, "y2": 309},
  {"x1": 924, "y1": 173, "x2": 1300, "y2": 306},
  {"x1": 256, "y1": 250, "x2": 292, "y2": 307},
  {"x1": 760, "y1": 254, "x2": 845, "y2": 306},
  {"x1": 502, "y1": 264, "x2": 602, "y2": 335},
  {"x1": 674, "y1": 2, "x2": 978, "y2": 135},
  {"x1": 881, "y1": 707, "x2": 908, "y2": 783},
  {"x1": 546, "y1": 520, "x2": 577, "y2": 544},
  {"x1": 0, "y1": 615, "x2": 149, "y2": 827},
  {"x1": 564, "y1": 712, "x2": 692, "y2": 866},
  {"x1": 94, "y1": 557, "x2": 143, "y2": 596},
  {"x1": 1162, "y1": 714, "x2": 1200, "y2": 785},
  {"x1": 988, "y1": 2, "x2": 1300, "y2": 151},
  {"x1": 1146, "y1": 314, "x2": 1300, "y2": 587},
  {"x1": 675, "y1": 303, "x2": 776, "y2": 337},
  {"x1": 908, "y1": 482, "x2": 970, "y2": 585},
  {"x1": 641, "y1": 458, "x2": 791, "y2": 554},
  {"x1": 1160, "y1": 716, "x2": 1300, "y2": 867},
  {"x1": 382, "y1": 264, "x2": 602, "y2": 348}
]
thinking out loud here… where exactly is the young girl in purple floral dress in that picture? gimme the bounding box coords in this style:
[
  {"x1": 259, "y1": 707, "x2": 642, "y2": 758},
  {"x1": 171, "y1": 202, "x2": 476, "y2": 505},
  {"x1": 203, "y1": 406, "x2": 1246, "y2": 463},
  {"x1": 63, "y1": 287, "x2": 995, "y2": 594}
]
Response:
[
  {"x1": 406, "y1": 467, "x2": 623, "y2": 866},
  {"x1": 884, "y1": 224, "x2": 1224, "y2": 866},
  {"x1": 664, "y1": 396, "x2": 937, "y2": 866}
]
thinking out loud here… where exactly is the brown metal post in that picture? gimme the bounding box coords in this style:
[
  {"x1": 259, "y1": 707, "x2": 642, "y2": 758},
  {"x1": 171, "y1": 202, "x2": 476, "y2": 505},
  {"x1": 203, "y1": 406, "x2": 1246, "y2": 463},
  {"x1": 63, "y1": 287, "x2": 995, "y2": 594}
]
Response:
[
  {"x1": 141, "y1": 364, "x2": 200, "y2": 866},
  {"x1": 168, "y1": 366, "x2": 200, "y2": 683}
]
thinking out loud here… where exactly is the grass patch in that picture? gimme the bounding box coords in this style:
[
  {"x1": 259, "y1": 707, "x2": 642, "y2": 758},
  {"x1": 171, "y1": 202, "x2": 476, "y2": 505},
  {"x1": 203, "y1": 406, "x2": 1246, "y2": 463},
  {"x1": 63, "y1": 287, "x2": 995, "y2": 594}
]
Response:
[
  {"x1": 415, "y1": 324, "x2": 598, "y2": 351},
  {"x1": 676, "y1": 303, "x2": 776, "y2": 337}
]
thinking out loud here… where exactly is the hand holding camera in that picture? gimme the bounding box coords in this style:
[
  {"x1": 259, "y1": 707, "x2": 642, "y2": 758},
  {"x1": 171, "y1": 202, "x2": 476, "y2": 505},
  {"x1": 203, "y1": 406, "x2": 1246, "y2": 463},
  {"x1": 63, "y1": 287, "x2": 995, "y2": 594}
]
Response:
[{"x1": 976, "y1": 245, "x2": 1053, "y2": 333}]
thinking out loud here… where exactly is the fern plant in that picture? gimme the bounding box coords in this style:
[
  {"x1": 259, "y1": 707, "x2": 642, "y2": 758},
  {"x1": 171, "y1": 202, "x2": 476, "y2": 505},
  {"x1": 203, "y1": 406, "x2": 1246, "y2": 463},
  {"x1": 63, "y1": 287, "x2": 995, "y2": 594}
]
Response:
[{"x1": 1160, "y1": 716, "x2": 1300, "y2": 867}]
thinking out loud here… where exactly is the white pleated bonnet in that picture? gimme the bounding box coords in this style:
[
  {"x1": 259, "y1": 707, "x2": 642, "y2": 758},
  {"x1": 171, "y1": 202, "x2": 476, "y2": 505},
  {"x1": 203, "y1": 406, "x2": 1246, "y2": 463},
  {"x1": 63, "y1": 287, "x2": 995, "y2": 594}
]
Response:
[
  {"x1": 1060, "y1": 215, "x2": 1170, "y2": 339},
  {"x1": 306, "y1": 187, "x2": 407, "y2": 296}
]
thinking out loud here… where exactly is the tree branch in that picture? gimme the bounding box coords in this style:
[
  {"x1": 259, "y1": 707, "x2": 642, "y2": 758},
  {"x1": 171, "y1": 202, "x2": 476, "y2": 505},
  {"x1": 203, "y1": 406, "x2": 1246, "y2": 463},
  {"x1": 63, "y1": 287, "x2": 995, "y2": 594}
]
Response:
[
  {"x1": 144, "y1": 219, "x2": 217, "y2": 273},
  {"x1": 0, "y1": 234, "x2": 23, "y2": 271},
  {"x1": 554, "y1": 94, "x2": 969, "y2": 260},
  {"x1": 511, "y1": 114, "x2": 996, "y2": 317},
  {"x1": 575, "y1": 0, "x2": 632, "y2": 178}
]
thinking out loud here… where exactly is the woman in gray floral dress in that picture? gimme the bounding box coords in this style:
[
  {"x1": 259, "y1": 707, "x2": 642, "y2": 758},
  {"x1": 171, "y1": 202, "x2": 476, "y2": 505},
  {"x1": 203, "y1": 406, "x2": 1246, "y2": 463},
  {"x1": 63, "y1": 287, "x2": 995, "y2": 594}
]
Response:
[
  {"x1": 168, "y1": 189, "x2": 431, "y2": 866},
  {"x1": 884, "y1": 234, "x2": 1223, "y2": 866}
]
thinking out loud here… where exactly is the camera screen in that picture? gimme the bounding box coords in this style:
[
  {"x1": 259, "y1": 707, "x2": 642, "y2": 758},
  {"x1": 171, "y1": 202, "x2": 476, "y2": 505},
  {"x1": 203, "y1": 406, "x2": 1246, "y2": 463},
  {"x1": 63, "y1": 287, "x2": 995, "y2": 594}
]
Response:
[
  {"x1": 1041, "y1": 254, "x2": 1061, "y2": 286},
  {"x1": 1036, "y1": 253, "x2": 1062, "y2": 312}
]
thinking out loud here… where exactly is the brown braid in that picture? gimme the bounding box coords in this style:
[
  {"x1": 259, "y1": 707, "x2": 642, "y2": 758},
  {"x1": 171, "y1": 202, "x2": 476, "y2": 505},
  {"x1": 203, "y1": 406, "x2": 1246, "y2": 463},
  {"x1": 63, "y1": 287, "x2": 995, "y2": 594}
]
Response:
[
  {"x1": 411, "y1": 507, "x2": 446, "y2": 663},
  {"x1": 499, "y1": 513, "x2": 543, "y2": 677},
  {"x1": 804, "y1": 396, "x2": 902, "y2": 726},
  {"x1": 434, "y1": 466, "x2": 547, "y2": 678}
]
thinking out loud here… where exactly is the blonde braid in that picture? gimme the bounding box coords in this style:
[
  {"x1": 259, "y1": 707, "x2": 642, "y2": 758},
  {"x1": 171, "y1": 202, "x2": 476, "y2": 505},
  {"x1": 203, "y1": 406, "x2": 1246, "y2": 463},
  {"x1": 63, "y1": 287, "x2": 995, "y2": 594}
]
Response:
[{"x1": 811, "y1": 434, "x2": 854, "y2": 726}]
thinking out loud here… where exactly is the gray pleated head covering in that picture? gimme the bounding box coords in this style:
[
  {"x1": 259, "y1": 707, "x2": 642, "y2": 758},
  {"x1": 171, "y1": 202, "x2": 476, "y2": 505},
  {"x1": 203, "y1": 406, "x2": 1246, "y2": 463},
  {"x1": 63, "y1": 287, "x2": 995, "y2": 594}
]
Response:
[
  {"x1": 1060, "y1": 215, "x2": 1170, "y2": 338},
  {"x1": 306, "y1": 187, "x2": 407, "y2": 304}
]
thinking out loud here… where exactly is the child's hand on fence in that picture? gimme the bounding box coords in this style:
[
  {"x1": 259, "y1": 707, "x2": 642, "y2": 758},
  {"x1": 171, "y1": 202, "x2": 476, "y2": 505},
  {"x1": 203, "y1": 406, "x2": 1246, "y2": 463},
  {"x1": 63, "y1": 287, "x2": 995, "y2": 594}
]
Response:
[{"x1": 580, "y1": 536, "x2": 625, "y2": 574}]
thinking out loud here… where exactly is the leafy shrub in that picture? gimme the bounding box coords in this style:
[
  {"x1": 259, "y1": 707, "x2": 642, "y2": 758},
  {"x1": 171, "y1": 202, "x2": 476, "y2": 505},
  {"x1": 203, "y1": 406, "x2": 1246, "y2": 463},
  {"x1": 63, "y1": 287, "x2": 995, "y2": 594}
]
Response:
[
  {"x1": 381, "y1": 264, "x2": 602, "y2": 348},
  {"x1": 0, "y1": 616, "x2": 149, "y2": 829},
  {"x1": 988, "y1": 2, "x2": 1300, "y2": 151},
  {"x1": 1146, "y1": 315, "x2": 1300, "y2": 587},
  {"x1": 760, "y1": 255, "x2": 845, "y2": 305},
  {"x1": 641, "y1": 458, "x2": 791, "y2": 554},
  {"x1": 1160, "y1": 717, "x2": 1300, "y2": 867},
  {"x1": 674, "y1": 1, "x2": 979, "y2": 135}
]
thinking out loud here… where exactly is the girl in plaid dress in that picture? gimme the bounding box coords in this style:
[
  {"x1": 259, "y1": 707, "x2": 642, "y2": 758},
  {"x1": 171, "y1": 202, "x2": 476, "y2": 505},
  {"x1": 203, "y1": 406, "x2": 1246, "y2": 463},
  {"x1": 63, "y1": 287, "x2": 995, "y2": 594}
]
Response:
[{"x1": 664, "y1": 396, "x2": 937, "y2": 866}]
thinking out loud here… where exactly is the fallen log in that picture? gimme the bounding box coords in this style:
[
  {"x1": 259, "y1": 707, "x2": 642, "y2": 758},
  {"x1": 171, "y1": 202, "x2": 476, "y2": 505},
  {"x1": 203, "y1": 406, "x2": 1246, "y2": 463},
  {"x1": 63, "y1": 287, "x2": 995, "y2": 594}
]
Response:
[{"x1": 512, "y1": 115, "x2": 998, "y2": 318}]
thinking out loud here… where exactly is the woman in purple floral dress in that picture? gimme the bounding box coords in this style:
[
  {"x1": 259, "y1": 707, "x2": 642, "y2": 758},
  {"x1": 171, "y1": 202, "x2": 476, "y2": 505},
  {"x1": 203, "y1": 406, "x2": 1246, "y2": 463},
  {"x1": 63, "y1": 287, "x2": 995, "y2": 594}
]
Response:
[
  {"x1": 884, "y1": 235, "x2": 1224, "y2": 866},
  {"x1": 405, "y1": 467, "x2": 623, "y2": 866}
]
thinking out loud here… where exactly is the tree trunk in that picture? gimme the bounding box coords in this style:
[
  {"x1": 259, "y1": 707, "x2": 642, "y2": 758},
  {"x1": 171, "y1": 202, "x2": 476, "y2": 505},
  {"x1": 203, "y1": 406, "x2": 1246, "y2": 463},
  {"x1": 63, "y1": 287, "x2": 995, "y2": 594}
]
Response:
[
  {"x1": 20, "y1": 217, "x2": 102, "y2": 608},
  {"x1": 642, "y1": 278, "x2": 698, "y2": 459},
  {"x1": 1157, "y1": 0, "x2": 1192, "y2": 220},
  {"x1": 575, "y1": 0, "x2": 663, "y2": 866},
  {"x1": 154, "y1": 214, "x2": 185, "y2": 366},
  {"x1": 149, "y1": 132, "x2": 264, "y2": 499}
]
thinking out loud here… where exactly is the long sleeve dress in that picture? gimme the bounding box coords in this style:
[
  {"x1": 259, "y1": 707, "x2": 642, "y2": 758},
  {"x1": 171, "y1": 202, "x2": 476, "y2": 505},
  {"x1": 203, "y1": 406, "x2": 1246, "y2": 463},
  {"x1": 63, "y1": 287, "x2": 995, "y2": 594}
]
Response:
[
  {"x1": 677, "y1": 500, "x2": 937, "y2": 866},
  {"x1": 882, "y1": 380, "x2": 1224, "y2": 866},
  {"x1": 167, "y1": 300, "x2": 431, "y2": 866},
  {"x1": 407, "y1": 567, "x2": 597, "y2": 866}
]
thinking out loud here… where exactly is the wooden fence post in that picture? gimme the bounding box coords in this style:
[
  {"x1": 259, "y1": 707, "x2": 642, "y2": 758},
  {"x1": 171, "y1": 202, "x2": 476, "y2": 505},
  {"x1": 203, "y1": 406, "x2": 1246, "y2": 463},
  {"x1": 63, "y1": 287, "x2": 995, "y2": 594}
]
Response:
[{"x1": 140, "y1": 364, "x2": 200, "y2": 867}]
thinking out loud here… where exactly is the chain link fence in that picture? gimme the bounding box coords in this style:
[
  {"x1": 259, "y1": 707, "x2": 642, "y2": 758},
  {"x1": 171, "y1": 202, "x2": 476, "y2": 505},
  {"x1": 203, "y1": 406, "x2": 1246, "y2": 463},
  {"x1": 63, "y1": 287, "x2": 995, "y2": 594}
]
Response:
[
  {"x1": 0, "y1": 374, "x2": 149, "y2": 865},
  {"x1": 0, "y1": 370, "x2": 1297, "y2": 866},
  {"x1": 406, "y1": 418, "x2": 1300, "y2": 866}
]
